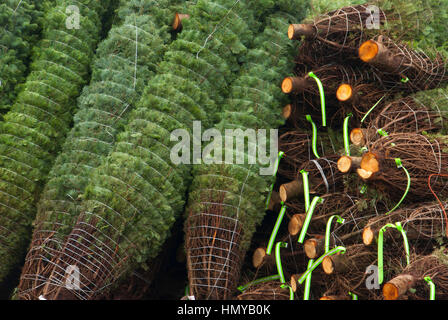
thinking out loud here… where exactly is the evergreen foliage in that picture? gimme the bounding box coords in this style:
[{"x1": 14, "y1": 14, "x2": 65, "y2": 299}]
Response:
[
  {"x1": 22, "y1": 0, "x2": 181, "y2": 288},
  {"x1": 0, "y1": 0, "x2": 108, "y2": 283},
  {"x1": 0, "y1": 0, "x2": 43, "y2": 112}
]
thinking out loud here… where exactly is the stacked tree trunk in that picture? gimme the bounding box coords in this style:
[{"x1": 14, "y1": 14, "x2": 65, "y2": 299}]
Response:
[{"x1": 236, "y1": 0, "x2": 448, "y2": 300}]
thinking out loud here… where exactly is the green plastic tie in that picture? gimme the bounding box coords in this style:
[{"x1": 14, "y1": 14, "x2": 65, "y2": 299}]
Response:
[
  {"x1": 349, "y1": 292, "x2": 358, "y2": 300},
  {"x1": 308, "y1": 72, "x2": 326, "y2": 127},
  {"x1": 300, "y1": 170, "x2": 310, "y2": 212},
  {"x1": 298, "y1": 196, "x2": 324, "y2": 243},
  {"x1": 361, "y1": 95, "x2": 385, "y2": 123},
  {"x1": 377, "y1": 222, "x2": 410, "y2": 284},
  {"x1": 385, "y1": 158, "x2": 410, "y2": 215},
  {"x1": 303, "y1": 259, "x2": 314, "y2": 300},
  {"x1": 343, "y1": 113, "x2": 353, "y2": 156},
  {"x1": 424, "y1": 276, "x2": 436, "y2": 300},
  {"x1": 275, "y1": 241, "x2": 288, "y2": 283},
  {"x1": 325, "y1": 215, "x2": 345, "y2": 253},
  {"x1": 265, "y1": 151, "x2": 285, "y2": 210},
  {"x1": 306, "y1": 115, "x2": 320, "y2": 159},
  {"x1": 280, "y1": 284, "x2": 295, "y2": 300},
  {"x1": 401, "y1": 76, "x2": 409, "y2": 83},
  {"x1": 237, "y1": 274, "x2": 281, "y2": 292},
  {"x1": 298, "y1": 246, "x2": 346, "y2": 284},
  {"x1": 266, "y1": 204, "x2": 287, "y2": 255},
  {"x1": 360, "y1": 184, "x2": 368, "y2": 194},
  {"x1": 377, "y1": 128, "x2": 389, "y2": 137}
]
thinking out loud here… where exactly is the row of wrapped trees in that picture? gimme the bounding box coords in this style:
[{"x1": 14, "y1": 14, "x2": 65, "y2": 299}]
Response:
[
  {"x1": 0, "y1": 0, "x2": 112, "y2": 286},
  {"x1": 16, "y1": 0, "x2": 184, "y2": 299},
  {"x1": 184, "y1": 2, "x2": 308, "y2": 300}
]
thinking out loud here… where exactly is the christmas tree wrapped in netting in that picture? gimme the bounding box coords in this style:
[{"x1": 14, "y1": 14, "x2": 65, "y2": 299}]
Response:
[
  {"x1": 0, "y1": 0, "x2": 110, "y2": 285},
  {"x1": 16, "y1": 0, "x2": 184, "y2": 300},
  {"x1": 30, "y1": 0, "x2": 281, "y2": 300},
  {"x1": 184, "y1": 1, "x2": 310, "y2": 300},
  {"x1": 0, "y1": 0, "x2": 44, "y2": 112}
]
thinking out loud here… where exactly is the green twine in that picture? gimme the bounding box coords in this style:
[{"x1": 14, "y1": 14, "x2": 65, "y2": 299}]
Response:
[
  {"x1": 360, "y1": 184, "x2": 368, "y2": 194},
  {"x1": 266, "y1": 204, "x2": 287, "y2": 255},
  {"x1": 343, "y1": 113, "x2": 353, "y2": 156},
  {"x1": 325, "y1": 215, "x2": 345, "y2": 253},
  {"x1": 361, "y1": 95, "x2": 385, "y2": 124},
  {"x1": 298, "y1": 246, "x2": 347, "y2": 284},
  {"x1": 424, "y1": 276, "x2": 436, "y2": 300},
  {"x1": 348, "y1": 292, "x2": 358, "y2": 300},
  {"x1": 237, "y1": 275, "x2": 281, "y2": 292},
  {"x1": 275, "y1": 242, "x2": 288, "y2": 283},
  {"x1": 306, "y1": 114, "x2": 320, "y2": 158},
  {"x1": 377, "y1": 222, "x2": 410, "y2": 284},
  {"x1": 303, "y1": 259, "x2": 314, "y2": 300},
  {"x1": 265, "y1": 151, "x2": 285, "y2": 210},
  {"x1": 307, "y1": 72, "x2": 326, "y2": 126},
  {"x1": 385, "y1": 158, "x2": 411, "y2": 215},
  {"x1": 377, "y1": 128, "x2": 389, "y2": 137},
  {"x1": 275, "y1": 241, "x2": 295, "y2": 300},
  {"x1": 300, "y1": 170, "x2": 310, "y2": 212},
  {"x1": 298, "y1": 196, "x2": 323, "y2": 243}
]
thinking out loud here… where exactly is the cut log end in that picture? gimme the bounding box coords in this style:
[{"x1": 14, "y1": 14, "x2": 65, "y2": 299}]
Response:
[
  {"x1": 336, "y1": 84, "x2": 353, "y2": 102},
  {"x1": 383, "y1": 275, "x2": 415, "y2": 300},
  {"x1": 322, "y1": 256, "x2": 334, "y2": 274},
  {"x1": 304, "y1": 238, "x2": 322, "y2": 259},
  {"x1": 338, "y1": 156, "x2": 362, "y2": 173},
  {"x1": 350, "y1": 128, "x2": 365, "y2": 146},
  {"x1": 290, "y1": 274, "x2": 300, "y2": 292},
  {"x1": 288, "y1": 214, "x2": 305, "y2": 236},
  {"x1": 357, "y1": 168, "x2": 374, "y2": 180},
  {"x1": 252, "y1": 247, "x2": 267, "y2": 268},
  {"x1": 360, "y1": 152, "x2": 380, "y2": 173},
  {"x1": 359, "y1": 40, "x2": 379, "y2": 62},
  {"x1": 279, "y1": 180, "x2": 301, "y2": 202},
  {"x1": 282, "y1": 77, "x2": 294, "y2": 93},
  {"x1": 282, "y1": 104, "x2": 292, "y2": 119},
  {"x1": 172, "y1": 13, "x2": 190, "y2": 31},
  {"x1": 288, "y1": 24, "x2": 315, "y2": 40},
  {"x1": 363, "y1": 226, "x2": 375, "y2": 245},
  {"x1": 337, "y1": 156, "x2": 351, "y2": 173}
]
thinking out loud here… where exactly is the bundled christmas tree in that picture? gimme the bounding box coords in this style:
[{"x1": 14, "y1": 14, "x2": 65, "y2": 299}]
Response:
[{"x1": 0, "y1": 0, "x2": 111, "y2": 285}]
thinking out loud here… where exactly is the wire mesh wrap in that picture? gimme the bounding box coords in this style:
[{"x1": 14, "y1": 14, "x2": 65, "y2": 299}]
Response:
[
  {"x1": 0, "y1": 0, "x2": 110, "y2": 285},
  {"x1": 17, "y1": 0, "x2": 182, "y2": 299},
  {"x1": 361, "y1": 95, "x2": 445, "y2": 137},
  {"x1": 360, "y1": 35, "x2": 448, "y2": 92},
  {"x1": 0, "y1": 0, "x2": 44, "y2": 111},
  {"x1": 29, "y1": 0, "x2": 273, "y2": 300},
  {"x1": 363, "y1": 202, "x2": 448, "y2": 245},
  {"x1": 358, "y1": 133, "x2": 448, "y2": 199},
  {"x1": 236, "y1": 280, "x2": 291, "y2": 300},
  {"x1": 384, "y1": 248, "x2": 448, "y2": 300},
  {"x1": 294, "y1": 1, "x2": 437, "y2": 57},
  {"x1": 186, "y1": 188, "x2": 246, "y2": 300},
  {"x1": 184, "y1": 3, "x2": 309, "y2": 300}
]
